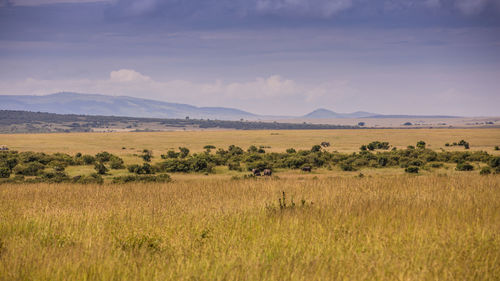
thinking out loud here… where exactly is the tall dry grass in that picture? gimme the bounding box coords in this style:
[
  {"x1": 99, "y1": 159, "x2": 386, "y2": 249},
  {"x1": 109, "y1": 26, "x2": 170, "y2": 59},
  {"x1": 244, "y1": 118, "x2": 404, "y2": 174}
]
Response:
[{"x1": 1, "y1": 173, "x2": 499, "y2": 280}]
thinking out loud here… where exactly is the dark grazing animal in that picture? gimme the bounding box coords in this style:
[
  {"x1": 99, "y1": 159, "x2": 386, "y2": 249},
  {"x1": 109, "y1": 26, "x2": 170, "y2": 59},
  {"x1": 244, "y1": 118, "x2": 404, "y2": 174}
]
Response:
[
  {"x1": 301, "y1": 166, "x2": 312, "y2": 172},
  {"x1": 263, "y1": 169, "x2": 272, "y2": 176},
  {"x1": 252, "y1": 169, "x2": 261, "y2": 176},
  {"x1": 320, "y1": 142, "x2": 330, "y2": 147}
]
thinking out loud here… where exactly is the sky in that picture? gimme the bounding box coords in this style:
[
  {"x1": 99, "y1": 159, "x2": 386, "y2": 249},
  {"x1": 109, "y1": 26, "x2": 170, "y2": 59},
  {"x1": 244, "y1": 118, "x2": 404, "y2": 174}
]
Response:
[{"x1": 0, "y1": 0, "x2": 499, "y2": 116}]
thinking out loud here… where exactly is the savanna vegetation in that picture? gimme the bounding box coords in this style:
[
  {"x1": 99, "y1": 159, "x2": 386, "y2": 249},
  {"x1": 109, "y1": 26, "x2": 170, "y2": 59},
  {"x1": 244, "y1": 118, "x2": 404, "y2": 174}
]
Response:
[
  {"x1": 1, "y1": 139, "x2": 499, "y2": 184},
  {"x1": 0, "y1": 129, "x2": 499, "y2": 280}
]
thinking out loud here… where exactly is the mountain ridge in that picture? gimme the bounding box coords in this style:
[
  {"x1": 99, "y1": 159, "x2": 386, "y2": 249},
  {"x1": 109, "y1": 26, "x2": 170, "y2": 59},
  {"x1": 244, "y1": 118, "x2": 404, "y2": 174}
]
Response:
[{"x1": 0, "y1": 92, "x2": 460, "y2": 120}]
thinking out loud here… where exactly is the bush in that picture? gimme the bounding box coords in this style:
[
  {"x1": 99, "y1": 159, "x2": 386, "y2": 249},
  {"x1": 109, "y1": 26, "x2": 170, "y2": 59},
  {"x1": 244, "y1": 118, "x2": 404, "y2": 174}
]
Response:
[
  {"x1": 247, "y1": 145, "x2": 258, "y2": 153},
  {"x1": 141, "y1": 149, "x2": 153, "y2": 162},
  {"x1": 456, "y1": 162, "x2": 474, "y2": 171},
  {"x1": 430, "y1": 163, "x2": 444, "y2": 168},
  {"x1": 127, "y1": 163, "x2": 154, "y2": 174},
  {"x1": 246, "y1": 160, "x2": 273, "y2": 172},
  {"x1": 495, "y1": 146, "x2": 499, "y2": 151},
  {"x1": 480, "y1": 166, "x2": 491, "y2": 175},
  {"x1": 0, "y1": 167, "x2": 10, "y2": 178},
  {"x1": 109, "y1": 156, "x2": 125, "y2": 169},
  {"x1": 82, "y1": 155, "x2": 96, "y2": 165},
  {"x1": 311, "y1": 145, "x2": 321, "y2": 152},
  {"x1": 94, "y1": 162, "x2": 108, "y2": 175},
  {"x1": 178, "y1": 147, "x2": 190, "y2": 158},
  {"x1": 49, "y1": 161, "x2": 67, "y2": 172},
  {"x1": 112, "y1": 174, "x2": 171, "y2": 184},
  {"x1": 13, "y1": 162, "x2": 45, "y2": 176},
  {"x1": 405, "y1": 166, "x2": 419, "y2": 173},
  {"x1": 162, "y1": 150, "x2": 179, "y2": 159},
  {"x1": 228, "y1": 161, "x2": 242, "y2": 171},
  {"x1": 365, "y1": 141, "x2": 390, "y2": 150},
  {"x1": 416, "y1": 141, "x2": 426, "y2": 149},
  {"x1": 228, "y1": 145, "x2": 244, "y2": 156},
  {"x1": 490, "y1": 156, "x2": 500, "y2": 168},
  {"x1": 155, "y1": 159, "x2": 191, "y2": 173},
  {"x1": 286, "y1": 148, "x2": 296, "y2": 154},
  {"x1": 72, "y1": 173, "x2": 104, "y2": 184},
  {"x1": 95, "y1": 152, "x2": 112, "y2": 162},
  {"x1": 38, "y1": 171, "x2": 69, "y2": 183},
  {"x1": 340, "y1": 163, "x2": 356, "y2": 171}
]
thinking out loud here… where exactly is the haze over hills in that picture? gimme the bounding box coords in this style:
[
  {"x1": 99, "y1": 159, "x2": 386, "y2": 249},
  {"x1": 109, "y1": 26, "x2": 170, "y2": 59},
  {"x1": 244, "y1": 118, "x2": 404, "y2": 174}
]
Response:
[
  {"x1": 0, "y1": 92, "x2": 459, "y2": 120},
  {"x1": 0, "y1": 93, "x2": 258, "y2": 120},
  {"x1": 303, "y1": 108, "x2": 376, "y2": 119}
]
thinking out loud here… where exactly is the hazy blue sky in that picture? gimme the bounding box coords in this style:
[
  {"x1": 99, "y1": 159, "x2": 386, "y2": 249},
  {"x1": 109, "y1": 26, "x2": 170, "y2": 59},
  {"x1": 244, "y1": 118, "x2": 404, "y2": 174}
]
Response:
[{"x1": 0, "y1": 0, "x2": 499, "y2": 116}]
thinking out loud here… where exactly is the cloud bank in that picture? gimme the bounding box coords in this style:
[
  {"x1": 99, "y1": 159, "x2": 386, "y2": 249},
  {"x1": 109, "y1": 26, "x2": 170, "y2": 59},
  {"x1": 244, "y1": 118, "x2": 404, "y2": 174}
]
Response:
[{"x1": 0, "y1": 69, "x2": 356, "y2": 115}]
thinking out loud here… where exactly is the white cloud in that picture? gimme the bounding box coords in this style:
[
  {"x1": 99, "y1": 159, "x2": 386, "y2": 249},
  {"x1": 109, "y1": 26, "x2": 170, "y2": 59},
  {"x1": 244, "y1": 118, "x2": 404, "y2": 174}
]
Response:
[{"x1": 109, "y1": 69, "x2": 152, "y2": 82}]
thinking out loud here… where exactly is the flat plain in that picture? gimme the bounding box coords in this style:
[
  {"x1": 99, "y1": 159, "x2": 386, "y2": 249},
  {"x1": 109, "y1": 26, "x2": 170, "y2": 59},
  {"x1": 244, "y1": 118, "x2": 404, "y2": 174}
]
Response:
[{"x1": 0, "y1": 128, "x2": 499, "y2": 280}]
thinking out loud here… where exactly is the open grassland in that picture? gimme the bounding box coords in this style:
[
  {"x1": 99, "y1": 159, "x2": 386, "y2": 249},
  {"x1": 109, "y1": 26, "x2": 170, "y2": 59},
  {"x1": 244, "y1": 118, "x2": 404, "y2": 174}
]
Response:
[
  {"x1": 0, "y1": 129, "x2": 499, "y2": 280},
  {"x1": 0, "y1": 174, "x2": 499, "y2": 280},
  {"x1": 1, "y1": 129, "x2": 499, "y2": 164}
]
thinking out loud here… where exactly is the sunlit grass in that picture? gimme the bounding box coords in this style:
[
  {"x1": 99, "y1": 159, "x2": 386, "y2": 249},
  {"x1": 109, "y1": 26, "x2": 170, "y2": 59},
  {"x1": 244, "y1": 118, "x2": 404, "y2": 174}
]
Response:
[
  {"x1": 1, "y1": 173, "x2": 499, "y2": 280},
  {"x1": 2, "y1": 129, "x2": 499, "y2": 158}
]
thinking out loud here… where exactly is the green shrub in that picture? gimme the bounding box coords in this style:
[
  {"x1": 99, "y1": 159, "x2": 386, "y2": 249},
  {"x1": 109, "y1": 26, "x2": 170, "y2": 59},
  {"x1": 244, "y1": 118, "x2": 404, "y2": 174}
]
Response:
[
  {"x1": 112, "y1": 174, "x2": 171, "y2": 184},
  {"x1": 127, "y1": 163, "x2": 154, "y2": 174},
  {"x1": 480, "y1": 166, "x2": 491, "y2": 175},
  {"x1": 365, "y1": 141, "x2": 390, "y2": 151},
  {"x1": 405, "y1": 166, "x2": 419, "y2": 173},
  {"x1": 72, "y1": 173, "x2": 104, "y2": 184},
  {"x1": 228, "y1": 161, "x2": 242, "y2": 171},
  {"x1": 311, "y1": 145, "x2": 322, "y2": 152},
  {"x1": 0, "y1": 167, "x2": 10, "y2": 178},
  {"x1": 94, "y1": 162, "x2": 108, "y2": 175},
  {"x1": 161, "y1": 150, "x2": 179, "y2": 159},
  {"x1": 13, "y1": 162, "x2": 45, "y2": 176},
  {"x1": 95, "y1": 152, "x2": 112, "y2": 162},
  {"x1": 456, "y1": 162, "x2": 474, "y2": 171},
  {"x1": 430, "y1": 163, "x2": 444, "y2": 168},
  {"x1": 247, "y1": 145, "x2": 258, "y2": 153},
  {"x1": 49, "y1": 161, "x2": 67, "y2": 172},
  {"x1": 178, "y1": 147, "x2": 190, "y2": 158},
  {"x1": 109, "y1": 156, "x2": 125, "y2": 169},
  {"x1": 416, "y1": 141, "x2": 426, "y2": 149},
  {"x1": 141, "y1": 149, "x2": 153, "y2": 162},
  {"x1": 246, "y1": 160, "x2": 273, "y2": 171},
  {"x1": 38, "y1": 171, "x2": 69, "y2": 183},
  {"x1": 490, "y1": 156, "x2": 500, "y2": 168},
  {"x1": 340, "y1": 163, "x2": 356, "y2": 171},
  {"x1": 82, "y1": 155, "x2": 96, "y2": 165}
]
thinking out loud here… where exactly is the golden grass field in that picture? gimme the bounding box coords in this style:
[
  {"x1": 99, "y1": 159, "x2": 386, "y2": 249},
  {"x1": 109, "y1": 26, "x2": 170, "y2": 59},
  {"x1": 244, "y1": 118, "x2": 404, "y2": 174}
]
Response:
[{"x1": 1, "y1": 129, "x2": 499, "y2": 280}]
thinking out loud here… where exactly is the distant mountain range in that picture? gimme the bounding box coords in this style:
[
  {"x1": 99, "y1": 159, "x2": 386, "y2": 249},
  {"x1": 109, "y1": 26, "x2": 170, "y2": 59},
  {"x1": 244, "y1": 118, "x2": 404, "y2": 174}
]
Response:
[
  {"x1": 0, "y1": 92, "x2": 459, "y2": 120},
  {"x1": 303, "y1": 108, "x2": 376, "y2": 119}
]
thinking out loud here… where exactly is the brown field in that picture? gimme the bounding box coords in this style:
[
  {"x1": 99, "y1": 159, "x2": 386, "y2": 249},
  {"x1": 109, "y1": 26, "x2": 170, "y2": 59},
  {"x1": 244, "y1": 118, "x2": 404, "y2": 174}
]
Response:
[
  {"x1": 0, "y1": 128, "x2": 499, "y2": 280},
  {"x1": 2, "y1": 128, "x2": 499, "y2": 156}
]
